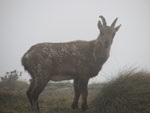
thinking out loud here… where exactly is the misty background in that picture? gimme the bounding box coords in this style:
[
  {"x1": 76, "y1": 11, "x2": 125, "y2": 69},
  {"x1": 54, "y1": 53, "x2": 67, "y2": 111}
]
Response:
[{"x1": 0, "y1": 0, "x2": 150, "y2": 83}]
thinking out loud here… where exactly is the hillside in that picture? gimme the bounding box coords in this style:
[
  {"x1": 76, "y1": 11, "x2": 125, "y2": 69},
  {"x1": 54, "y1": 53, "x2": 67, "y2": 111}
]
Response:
[{"x1": 0, "y1": 70, "x2": 150, "y2": 113}]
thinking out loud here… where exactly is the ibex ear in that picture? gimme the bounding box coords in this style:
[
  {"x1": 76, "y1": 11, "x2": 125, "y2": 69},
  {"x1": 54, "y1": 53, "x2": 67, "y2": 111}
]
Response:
[
  {"x1": 115, "y1": 24, "x2": 121, "y2": 32},
  {"x1": 98, "y1": 21, "x2": 103, "y2": 30}
]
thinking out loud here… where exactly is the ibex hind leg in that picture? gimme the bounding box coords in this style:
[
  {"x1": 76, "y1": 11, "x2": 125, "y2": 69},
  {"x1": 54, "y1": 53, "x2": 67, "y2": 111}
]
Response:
[
  {"x1": 26, "y1": 78, "x2": 39, "y2": 112},
  {"x1": 26, "y1": 79, "x2": 35, "y2": 107},
  {"x1": 30, "y1": 77, "x2": 48, "y2": 112}
]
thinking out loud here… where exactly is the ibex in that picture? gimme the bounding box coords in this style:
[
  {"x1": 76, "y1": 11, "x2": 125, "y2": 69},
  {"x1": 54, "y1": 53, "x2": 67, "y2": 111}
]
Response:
[{"x1": 21, "y1": 16, "x2": 121, "y2": 112}]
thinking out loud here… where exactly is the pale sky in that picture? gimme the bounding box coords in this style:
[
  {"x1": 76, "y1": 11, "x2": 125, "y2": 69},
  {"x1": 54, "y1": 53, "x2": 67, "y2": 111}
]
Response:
[{"x1": 0, "y1": 0, "x2": 150, "y2": 83}]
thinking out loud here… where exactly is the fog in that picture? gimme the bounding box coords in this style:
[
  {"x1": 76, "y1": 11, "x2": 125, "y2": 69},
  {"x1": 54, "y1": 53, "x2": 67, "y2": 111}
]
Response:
[{"x1": 0, "y1": 0, "x2": 150, "y2": 83}]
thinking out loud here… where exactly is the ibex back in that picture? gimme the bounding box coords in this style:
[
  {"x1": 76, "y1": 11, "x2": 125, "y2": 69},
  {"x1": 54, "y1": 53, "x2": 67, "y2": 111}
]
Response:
[{"x1": 21, "y1": 16, "x2": 121, "y2": 112}]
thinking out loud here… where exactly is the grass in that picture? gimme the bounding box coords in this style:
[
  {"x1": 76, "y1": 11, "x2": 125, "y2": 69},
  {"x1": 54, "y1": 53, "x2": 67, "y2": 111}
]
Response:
[
  {"x1": 0, "y1": 81, "x2": 100, "y2": 113},
  {"x1": 92, "y1": 70, "x2": 150, "y2": 113},
  {"x1": 1, "y1": 70, "x2": 150, "y2": 113}
]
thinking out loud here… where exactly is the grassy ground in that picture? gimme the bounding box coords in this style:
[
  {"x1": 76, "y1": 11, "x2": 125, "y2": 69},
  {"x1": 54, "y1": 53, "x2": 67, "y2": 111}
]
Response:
[
  {"x1": 0, "y1": 81, "x2": 101, "y2": 113},
  {"x1": 1, "y1": 70, "x2": 150, "y2": 113}
]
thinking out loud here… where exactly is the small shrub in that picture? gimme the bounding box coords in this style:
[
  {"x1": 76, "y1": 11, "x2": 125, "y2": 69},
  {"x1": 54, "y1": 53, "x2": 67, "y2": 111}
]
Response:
[
  {"x1": 0, "y1": 70, "x2": 22, "y2": 90},
  {"x1": 92, "y1": 70, "x2": 150, "y2": 113},
  {"x1": 0, "y1": 70, "x2": 23, "y2": 100}
]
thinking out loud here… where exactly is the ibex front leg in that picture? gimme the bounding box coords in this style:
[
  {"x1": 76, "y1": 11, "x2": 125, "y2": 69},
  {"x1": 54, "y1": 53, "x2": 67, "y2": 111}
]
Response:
[
  {"x1": 72, "y1": 78, "x2": 81, "y2": 109},
  {"x1": 79, "y1": 78, "x2": 89, "y2": 111}
]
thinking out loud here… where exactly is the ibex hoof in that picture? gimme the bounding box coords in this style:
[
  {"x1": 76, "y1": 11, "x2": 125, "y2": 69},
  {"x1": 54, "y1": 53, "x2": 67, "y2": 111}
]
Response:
[
  {"x1": 72, "y1": 103, "x2": 78, "y2": 109},
  {"x1": 82, "y1": 104, "x2": 88, "y2": 111}
]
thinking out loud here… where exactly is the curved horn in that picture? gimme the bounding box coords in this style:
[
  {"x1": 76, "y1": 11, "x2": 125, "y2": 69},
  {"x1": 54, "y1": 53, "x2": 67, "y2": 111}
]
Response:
[
  {"x1": 111, "y1": 17, "x2": 118, "y2": 27},
  {"x1": 99, "y1": 16, "x2": 107, "y2": 26}
]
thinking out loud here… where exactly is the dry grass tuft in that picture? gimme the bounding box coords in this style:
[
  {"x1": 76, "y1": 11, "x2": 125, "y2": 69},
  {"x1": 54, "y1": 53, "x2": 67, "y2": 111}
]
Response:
[{"x1": 92, "y1": 70, "x2": 150, "y2": 113}]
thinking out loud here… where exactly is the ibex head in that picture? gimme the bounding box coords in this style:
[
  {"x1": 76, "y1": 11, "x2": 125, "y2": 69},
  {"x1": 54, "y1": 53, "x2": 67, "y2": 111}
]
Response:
[{"x1": 97, "y1": 16, "x2": 121, "y2": 48}]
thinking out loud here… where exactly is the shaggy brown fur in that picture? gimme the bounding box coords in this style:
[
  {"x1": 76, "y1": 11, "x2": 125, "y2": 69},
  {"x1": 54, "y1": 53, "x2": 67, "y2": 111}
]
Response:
[{"x1": 21, "y1": 16, "x2": 121, "y2": 112}]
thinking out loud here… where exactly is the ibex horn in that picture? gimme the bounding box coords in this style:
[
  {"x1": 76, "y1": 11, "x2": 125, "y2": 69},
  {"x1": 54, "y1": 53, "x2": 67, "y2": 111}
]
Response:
[
  {"x1": 99, "y1": 16, "x2": 107, "y2": 26},
  {"x1": 111, "y1": 17, "x2": 118, "y2": 27}
]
